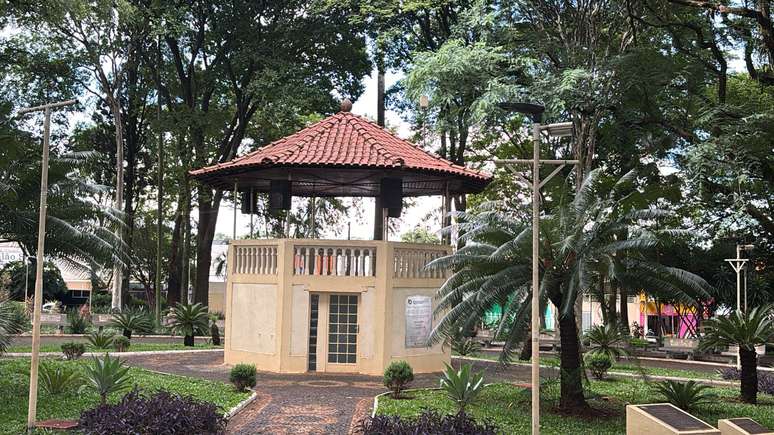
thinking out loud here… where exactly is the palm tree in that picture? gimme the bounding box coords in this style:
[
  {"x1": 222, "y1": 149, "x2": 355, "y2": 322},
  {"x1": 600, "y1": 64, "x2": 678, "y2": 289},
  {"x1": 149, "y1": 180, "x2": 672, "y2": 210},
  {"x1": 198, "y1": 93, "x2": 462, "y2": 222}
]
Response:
[
  {"x1": 0, "y1": 296, "x2": 26, "y2": 354},
  {"x1": 428, "y1": 169, "x2": 711, "y2": 411},
  {"x1": 584, "y1": 323, "x2": 629, "y2": 360},
  {"x1": 699, "y1": 306, "x2": 774, "y2": 404},
  {"x1": 168, "y1": 302, "x2": 210, "y2": 346}
]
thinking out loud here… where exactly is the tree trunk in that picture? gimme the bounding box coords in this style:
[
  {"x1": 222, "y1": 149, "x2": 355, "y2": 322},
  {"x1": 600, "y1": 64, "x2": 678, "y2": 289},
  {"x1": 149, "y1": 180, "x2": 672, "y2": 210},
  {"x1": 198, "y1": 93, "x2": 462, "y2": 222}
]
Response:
[
  {"x1": 606, "y1": 285, "x2": 618, "y2": 327},
  {"x1": 739, "y1": 348, "x2": 758, "y2": 404},
  {"x1": 194, "y1": 188, "x2": 221, "y2": 305},
  {"x1": 184, "y1": 334, "x2": 194, "y2": 347},
  {"x1": 123, "y1": 329, "x2": 132, "y2": 340},
  {"x1": 166, "y1": 210, "x2": 183, "y2": 306},
  {"x1": 558, "y1": 312, "x2": 588, "y2": 411},
  {"x1": 519, "y1": 330, "x2": 532, "y2": 361},
  {"x1": 619, "y1": 287, "x2": 630, "y2": 334}
]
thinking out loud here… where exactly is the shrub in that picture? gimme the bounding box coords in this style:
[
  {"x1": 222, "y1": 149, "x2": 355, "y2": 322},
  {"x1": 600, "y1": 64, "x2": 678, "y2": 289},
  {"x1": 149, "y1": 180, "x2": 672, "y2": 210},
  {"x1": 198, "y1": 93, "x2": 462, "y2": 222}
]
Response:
[
  {"x1": 109, "y1": 310, "x2": 154, "y2": 339},
  {"x1": 80, "y1": 354, "x2": 133, "y2": 405},
  {"x1": 439, "y1": 363, "x2": 485, "y2": 414},
  {"x1": 87, "y1": 330, "x2": 115, "y2": 349},
  {"x1": 584, "y1": 352, "x2": 613, "y2": 380},
  {"x1": 358, "y1": 410, "x2": 496, "y2": 435},
  {"x1": 383, "y1": 360, "x2": 414, "y2": 398},
  {"x1": 61, "y1": 342, "x2": 86, "y2": 360},
  {"x1": 40, "y1": 361, "x2": 82, "y2": 395},
  {"x1": 210, "y1": 319, "x2": 221, "y2": 346},
  {"x1": 452, "y1": 337, "x2": 482, "y2": 357},
  {"x1": 229, "y1": 364, "x2": 256, "y2": 392},
  {"x1": 584, "y1": 323, "x2": 629, "y2": 360},
  {"x1": 0, "y1": 296, "x2": 27, "y2": 354},
  {"x1": 66, "y1": 308, "x2": 91, "y2": 334},
  {"x1": 79, "y1": 388, "x2": 226, "y2": 435},
  {"x1": 653, "y1": 380, "x2": 714, "y2": 411},
  {"x1": 717, "y1": 367, "x2": 774, "y2": 395},
  {"x1": 113, "y1": 336, "x2": 130, "y2": 352},
  {"x1": 168, "y1": 303, "x2": 209, "y2": 346}
]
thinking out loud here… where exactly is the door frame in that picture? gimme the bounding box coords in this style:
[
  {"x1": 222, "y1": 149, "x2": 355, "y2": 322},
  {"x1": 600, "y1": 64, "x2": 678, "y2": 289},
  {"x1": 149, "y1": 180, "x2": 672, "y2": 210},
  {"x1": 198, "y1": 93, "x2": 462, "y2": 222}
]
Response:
[{"x1": 314, "y1": 292, "x2": 359, "y2": 373}]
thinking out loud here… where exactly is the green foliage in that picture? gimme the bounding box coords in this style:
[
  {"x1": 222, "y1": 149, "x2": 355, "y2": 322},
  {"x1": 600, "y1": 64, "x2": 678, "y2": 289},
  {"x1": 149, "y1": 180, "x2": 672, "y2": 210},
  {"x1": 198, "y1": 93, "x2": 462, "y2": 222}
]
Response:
[
  {"x1": 229, "y1": 364, "x2": 256, "y2": 392},
  {"x1": 584, "y1": 323, "x2": 629, "y2": 360},
  {"x1": 168, "y1": 303, "x2": 210, "y2": 346},
  {"x1": 383, "y1": 360, "x2": 415, "y2": 399},
  {"x1": 60, "y1": 342, "x2": 86, "y2": 360},
  {"x1": 90, "y1": 292, "x2": 113, "y2": 314},
  {"x1": 0, "y1": 296, "x2": 26, "y2": 354},
  {"x1": 584, "y1": 353, "x2": 613, "y2": 380},
  {"x1": 80, "y1": 354, "x2": 133, "y2": 405},
  {"x1": 699, "y1": 306, "x2": 774, "y2": 351},
  {"x1": 66, "y1": 308, "x2": 90, "y2": 334},
  {"x1": 438, "y1": 363, "x2": 485, "y2": 414},
  {"x1": 86, "y1": 330, "x2": 115, "y2": 350},
  {"x1": 0, "y1": 260, "x2": 68, "y2": 302},
  {"x1": 40, "y1": 361, "x2": 82, "y2": 395},
  {"x1": 113, "y1": 335, "x2": 130, "y2": 352},
  {"x1": 109, "y1": 310, "x2": 153, "y2": 339},
  {"x1": 210, "y1": 320, "x2": 221, "y2": 346},
  {"x1": 452, "y1": 337, "x2": 482, "y2": 357},
  {"x1": 653, "y1": 380, "x2": 714, "y2": 411},
  {"x1": 400, "y1": 227, "x2": 441, "y2": 244}
]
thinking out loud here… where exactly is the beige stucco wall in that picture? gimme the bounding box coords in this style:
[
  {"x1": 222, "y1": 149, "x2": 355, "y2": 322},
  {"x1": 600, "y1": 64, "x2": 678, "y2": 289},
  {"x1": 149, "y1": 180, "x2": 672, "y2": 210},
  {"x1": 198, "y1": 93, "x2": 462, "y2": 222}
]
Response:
[{"x1": 223, "y1": 239, "x2": 450, "y2": 376}]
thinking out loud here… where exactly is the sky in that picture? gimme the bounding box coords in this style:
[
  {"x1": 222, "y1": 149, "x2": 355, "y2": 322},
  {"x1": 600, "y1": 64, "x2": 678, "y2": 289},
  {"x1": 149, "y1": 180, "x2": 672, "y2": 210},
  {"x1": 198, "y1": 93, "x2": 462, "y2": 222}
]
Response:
[{"x1": 212, "y1": 68, "x2": 444, "y2": 242}]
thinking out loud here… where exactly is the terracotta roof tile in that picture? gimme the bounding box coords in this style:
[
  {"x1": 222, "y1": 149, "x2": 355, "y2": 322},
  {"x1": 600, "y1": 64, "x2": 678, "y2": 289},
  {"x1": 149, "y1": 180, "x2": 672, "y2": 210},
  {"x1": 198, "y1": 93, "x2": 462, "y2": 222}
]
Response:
[{"x1": 190, "y1": 111, "x2": 490, "y2": 182}]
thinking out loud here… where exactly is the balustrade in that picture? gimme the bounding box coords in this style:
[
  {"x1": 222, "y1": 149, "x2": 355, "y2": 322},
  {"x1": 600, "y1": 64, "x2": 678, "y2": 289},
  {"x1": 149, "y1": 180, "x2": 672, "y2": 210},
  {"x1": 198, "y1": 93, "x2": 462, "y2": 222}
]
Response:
[
  {"x1": 233, "y1": 244, "x2": 278, "y2": 275},
  {"x1": 393, "y1": 248, "x2": 446, "y2": 279},
  {"x1": 293, "y1": 245, "x2": 375, "y2": 277}
]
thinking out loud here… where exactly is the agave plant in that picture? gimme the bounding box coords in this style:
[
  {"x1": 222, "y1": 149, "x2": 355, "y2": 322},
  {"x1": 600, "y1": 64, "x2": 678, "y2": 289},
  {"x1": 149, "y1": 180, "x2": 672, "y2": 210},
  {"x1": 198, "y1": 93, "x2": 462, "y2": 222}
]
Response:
[
  {"x1": 439, "y1": 363, "x2": 485, "y2": 414},
  {"x1": 584, "y1": 323, "x2": 629, "y2": 360},
  {"x1": 109, "y1": 310, "x2": 153, "y2": 339},
  {"x1": 426, "y1": 169, "x2": 711, "y2": 411},
  {"x1": 80, "y1": 354, "x2": 133, "y2": 405},
  {"x1": 87, "y1": 330, "x2": 115, "y2": 350},
  {"x1": 40, "y1": 361, "x2": 82, "y2": 395},
  {"x1": 0, "y1": 296, "x2": 26, "y2": 354},
  {"x1": 653, "y1": 380, "x2": 714, "y2": 411},
  {"x1": 699, "y1": 306, "x2": 774, "y2": 404},
  {"x1": 168, "y1": 303, "x2": 210, "y2": 346}
]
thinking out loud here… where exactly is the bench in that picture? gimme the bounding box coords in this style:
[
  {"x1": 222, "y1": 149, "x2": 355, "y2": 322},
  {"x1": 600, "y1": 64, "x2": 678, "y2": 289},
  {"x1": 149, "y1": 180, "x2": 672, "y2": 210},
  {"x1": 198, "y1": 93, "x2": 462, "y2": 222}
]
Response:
[{"x1": 659, "y1": 338, "x2": 700, "y2": 360}]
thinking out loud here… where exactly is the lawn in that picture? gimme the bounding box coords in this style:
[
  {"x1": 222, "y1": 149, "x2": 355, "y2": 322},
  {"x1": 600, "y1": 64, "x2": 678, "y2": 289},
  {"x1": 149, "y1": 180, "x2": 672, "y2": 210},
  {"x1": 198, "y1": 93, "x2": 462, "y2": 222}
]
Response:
[
  {"x1": 0, "y1": 357, "x2": 248, "y2": 435},
  {"x1": 7, "y1": 342, "x2": 222, "y2": 353},
  {"x1": 376, "y1": 380, "x2": 774, "y2": 435},
  {"x1": 465, "y1": 353, "x2": 722, "y2": 380}
]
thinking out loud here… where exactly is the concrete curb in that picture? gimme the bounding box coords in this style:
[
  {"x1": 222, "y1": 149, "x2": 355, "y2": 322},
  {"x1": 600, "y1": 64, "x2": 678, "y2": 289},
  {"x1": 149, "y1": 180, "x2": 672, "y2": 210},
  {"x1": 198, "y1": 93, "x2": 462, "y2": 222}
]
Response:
[
  {"x1": 5, "y1": 348, "x2": 224, "y2": 358},
  {"x1": 225, "y1": 390, "x2": 258, "y2": 420},
  {"x1": 451, "y1": 355, "x2": 741, "y2": 387}
]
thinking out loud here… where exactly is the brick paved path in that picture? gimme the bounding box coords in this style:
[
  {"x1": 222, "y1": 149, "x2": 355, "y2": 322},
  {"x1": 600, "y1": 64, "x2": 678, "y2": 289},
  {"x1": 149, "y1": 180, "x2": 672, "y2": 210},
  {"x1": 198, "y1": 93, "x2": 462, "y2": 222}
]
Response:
[{"x1": 122, "y1": 352, "x2": 518, "y2": 434}]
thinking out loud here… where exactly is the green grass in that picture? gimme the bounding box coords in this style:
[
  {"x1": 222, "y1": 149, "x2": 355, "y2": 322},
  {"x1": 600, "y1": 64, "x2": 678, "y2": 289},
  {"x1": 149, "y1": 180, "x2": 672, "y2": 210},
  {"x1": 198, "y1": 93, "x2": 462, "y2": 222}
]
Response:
[
  {"x1": 377, "y1": 381, "x2": 774, "y2": 435},
  {"x1": 465, "y1": 353, "x2": 721, "y2": 380},
  {"x1": 0, "y1": 357, "x2": 247, "y2": 435},
  {"x1": 7, "y1": 342, "x2": 222, "y2": 353}
]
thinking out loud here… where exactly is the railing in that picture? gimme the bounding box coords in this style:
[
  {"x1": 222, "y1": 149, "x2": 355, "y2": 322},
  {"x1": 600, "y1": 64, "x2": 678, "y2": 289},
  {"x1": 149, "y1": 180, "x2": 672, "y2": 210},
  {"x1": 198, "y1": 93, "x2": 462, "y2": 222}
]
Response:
[
  {"x1": 293, "y1": 245, "x2": 376, "y2": 277},
  {"x1": 393, "y1": 247, "x2": 447, "y2": 279},
  {"x1": 233, "y1": 244, "x2": 278, "y2": 275}
]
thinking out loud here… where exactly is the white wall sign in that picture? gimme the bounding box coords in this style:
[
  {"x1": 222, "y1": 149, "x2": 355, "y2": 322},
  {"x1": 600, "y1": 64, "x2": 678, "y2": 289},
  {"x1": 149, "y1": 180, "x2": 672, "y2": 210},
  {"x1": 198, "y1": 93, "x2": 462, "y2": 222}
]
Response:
[{"x1": 405, "y1": 295, "x2": 432, "y2": 348}]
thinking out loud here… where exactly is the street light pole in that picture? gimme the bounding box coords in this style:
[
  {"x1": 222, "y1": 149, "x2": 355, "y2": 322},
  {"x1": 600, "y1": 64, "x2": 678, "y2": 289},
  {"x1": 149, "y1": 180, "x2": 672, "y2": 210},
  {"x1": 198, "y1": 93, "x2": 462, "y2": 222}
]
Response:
[
  {"x1": 18, "y1": 98, "x2": 77, "y2": 429},
  {"x1": 725, "y1": 243, "x2": 753, "y2": 370},
  {"x1": 495, "y1": 103, "x2": 575, "y2": 435}
]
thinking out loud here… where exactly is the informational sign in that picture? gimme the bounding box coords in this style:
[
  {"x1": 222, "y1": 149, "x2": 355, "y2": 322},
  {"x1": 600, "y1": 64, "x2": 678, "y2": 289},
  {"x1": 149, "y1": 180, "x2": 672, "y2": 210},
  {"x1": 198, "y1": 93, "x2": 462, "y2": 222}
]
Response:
[{"x1": 405, "y1": 295, "x2": 432, "y2": 348}]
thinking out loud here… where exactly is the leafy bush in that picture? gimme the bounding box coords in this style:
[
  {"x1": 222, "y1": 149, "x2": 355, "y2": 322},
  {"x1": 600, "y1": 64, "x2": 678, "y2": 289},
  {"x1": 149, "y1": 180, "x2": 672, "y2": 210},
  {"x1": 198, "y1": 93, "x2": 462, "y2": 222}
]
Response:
[
  {"x1": 446, "y1": 325, "x2": 482, "y2": 356},
  {"x1": 80, "y1": 354, "x2": 133, "y2": 405},
  {"x1": 584, "y1": 323, "x2": 629, "y2": 360},
  {"x1": 66, "y1": 308, "x2": 91, "y2": 334},
  {"x1": 113, "y1": 336, "x2": 130, "y2": 352},
  {"x1": 109, "y1": 310, "x2": 154, "y2": 339},
  {"x1": 229, "y1": 364, "x2": 256, "y2": 392},
  {"x1": 210, "y1": 319, "x2": 221, "y2": 346},
  {"x1": 628, "y1": 337, "x2": 650, "y2": 348},
  {"x1": 87, "y1": 330, "x2": 115, "y2": 349},
  {"x1": 61, "y1": 342, "x2": 86, "y2": 360},
  {"x1": 79, "y1": 388, "x2": 226, "y2": 435},
  {"x1": 168, "y1": 303, "x2": 209, "y2": 346},
  {"x1": 90, "y1": 292, "x2": 112, "y2": 314},
  {"x1": 0, "y1": 296, "x2": 27, "y2": 354},
  {"x1": 358, "y1": 410, "x2": 496, "y2": 435},
  {"x1": 439, "y1": 363, "x2": 485, "y2": 413},
  {"x1": 717, "y1": 367, "x2": 774, "y2": 395},
  {"x1": 653, "y1": 380, "x2": 714, "y2": 411},
  {"x1": 383, "y1": 360, "x2": 414, "y2": 398},
  {"x1": 40, "y1": 361, "x2": 82, "y2": 395},
  {"x1": 584, "y1": 352, "x2": 613, "y2": 380}
]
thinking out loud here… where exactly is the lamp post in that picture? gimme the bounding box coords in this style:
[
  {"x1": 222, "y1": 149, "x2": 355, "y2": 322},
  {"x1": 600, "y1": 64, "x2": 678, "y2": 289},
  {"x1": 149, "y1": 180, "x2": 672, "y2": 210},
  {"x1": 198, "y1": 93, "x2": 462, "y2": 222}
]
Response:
[
  {"x1": 725, "y1": 243, "x2": 753, "y2": 369},
  {"x1": 495, "y1": 102, "x2": 575, "y2": 435},
  {"x1": 18, "y1": 98, "x2": 77, "y2": 429}
]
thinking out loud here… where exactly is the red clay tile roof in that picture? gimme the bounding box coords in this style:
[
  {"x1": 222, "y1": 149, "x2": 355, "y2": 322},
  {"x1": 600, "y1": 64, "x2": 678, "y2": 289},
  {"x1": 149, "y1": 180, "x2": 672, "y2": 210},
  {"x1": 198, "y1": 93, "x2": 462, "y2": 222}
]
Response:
[{"x1": 190, "y1": 111, "x2": 491, "y2": 186}]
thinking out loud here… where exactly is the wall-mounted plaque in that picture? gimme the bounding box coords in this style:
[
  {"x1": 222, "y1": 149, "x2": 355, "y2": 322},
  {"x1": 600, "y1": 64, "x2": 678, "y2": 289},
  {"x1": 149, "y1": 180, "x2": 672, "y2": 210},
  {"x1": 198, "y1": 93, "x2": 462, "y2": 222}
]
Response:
[{"x1": 405, "y1": 295, "x2": 432, "y2": 348}]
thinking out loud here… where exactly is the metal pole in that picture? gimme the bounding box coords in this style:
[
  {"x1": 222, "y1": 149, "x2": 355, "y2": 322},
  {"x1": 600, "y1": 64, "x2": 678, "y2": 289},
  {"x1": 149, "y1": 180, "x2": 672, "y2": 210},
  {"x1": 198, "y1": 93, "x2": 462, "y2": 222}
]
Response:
[
  {"x1": 20, "y1": 99, "x2": 76, "y2": 430},
  {"x1": 531, "y1": 122, "x2": 541, "y2": 435},
  {"x1": 24, "y1": 258, "x2": 29, "y2": 301},
  {"x1": 736, "y1": 245, "x2": 742, "y2": 370},
  {"x1": 249, "y1": 187, "x2": 254, "y2": 238}
]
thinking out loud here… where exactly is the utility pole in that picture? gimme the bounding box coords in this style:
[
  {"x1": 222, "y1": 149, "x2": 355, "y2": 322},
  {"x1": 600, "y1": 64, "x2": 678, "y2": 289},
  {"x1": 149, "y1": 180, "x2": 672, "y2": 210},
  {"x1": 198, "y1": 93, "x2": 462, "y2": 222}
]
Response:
[
  {"x1": 19, "y1": 98, "x2": 77, "y2": 430},
  {"x1": 495, "y1": 102, "x2": 575, "y2": 435}
]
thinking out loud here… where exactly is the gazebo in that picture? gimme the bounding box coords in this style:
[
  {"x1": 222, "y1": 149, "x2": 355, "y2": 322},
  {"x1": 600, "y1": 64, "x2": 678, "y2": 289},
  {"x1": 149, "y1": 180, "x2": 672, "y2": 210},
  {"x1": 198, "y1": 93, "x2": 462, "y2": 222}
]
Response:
[{"x1": 190, "y1": 100, "x2": 491, "y2": 375}]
